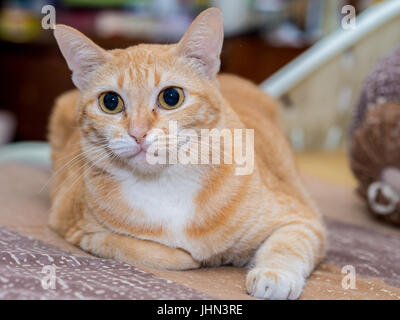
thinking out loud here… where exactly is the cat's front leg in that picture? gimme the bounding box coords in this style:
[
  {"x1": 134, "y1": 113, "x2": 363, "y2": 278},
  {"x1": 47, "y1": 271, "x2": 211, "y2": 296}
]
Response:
[
  {"x1": 65, "y1": 222, "x2": 200, "y2": 270},
  {"x1": 246, "y1": 219, "x2": 325, "y2": 300}
]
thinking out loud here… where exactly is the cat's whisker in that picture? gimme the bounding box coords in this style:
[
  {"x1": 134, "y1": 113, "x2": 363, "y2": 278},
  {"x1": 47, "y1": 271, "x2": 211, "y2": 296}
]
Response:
[
  {"x1": 48, "y1": 144, "x2": 109, "y2": 187},
  {"x1": 40, "y1": 143, "x2": 109, "y2": 194},
  {"x1": 53, "y1": 150, "x2": 111, "y2": 203}
]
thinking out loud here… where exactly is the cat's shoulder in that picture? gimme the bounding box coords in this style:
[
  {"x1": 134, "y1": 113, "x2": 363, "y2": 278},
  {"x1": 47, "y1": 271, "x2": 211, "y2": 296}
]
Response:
[
  {"x1": 50, "y1": 89, "x2": 79, "y2": 128},
  {"x1": 54, "y1": 89, "x2": 80, "y2": 107},
  {"x1": 49, "y1": 89, "x2": 80, "y2": 149},
  {"x1": 218, "y1": 73, "x2": 278, "y2": 123},
  {"x1": 218, "y1": 73, "x2": 257, "y2": 88}
]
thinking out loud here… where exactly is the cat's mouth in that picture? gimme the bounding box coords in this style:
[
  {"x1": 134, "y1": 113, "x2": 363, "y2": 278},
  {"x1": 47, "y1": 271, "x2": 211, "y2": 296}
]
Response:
[
  {"x1": 134, "y1": 143, "x2": 155, "y2": 157},
  {"x1": 125, "y1": 148, "x2": 147, "y2": 160},
  {"x1": 112, "y1": 141, "x2": 150, "y2": 159},
  {"x1": 126, "y1": 144, "x2": 160, "y2": 162},
  {"x1": 109, "y1": 139, "x2": 164, "y2": 172}
]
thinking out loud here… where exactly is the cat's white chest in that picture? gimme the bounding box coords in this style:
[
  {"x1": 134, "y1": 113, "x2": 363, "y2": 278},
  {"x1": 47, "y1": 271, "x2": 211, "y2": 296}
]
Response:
[{"x1": 120, "y1": 168, "x2": 203, "y2": 240}]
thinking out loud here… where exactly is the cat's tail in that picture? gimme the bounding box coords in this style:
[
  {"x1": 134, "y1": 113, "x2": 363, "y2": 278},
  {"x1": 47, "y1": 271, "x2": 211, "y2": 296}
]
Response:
[{"x1": 48, "y1": 89, "x2": 80, "y2": 151}]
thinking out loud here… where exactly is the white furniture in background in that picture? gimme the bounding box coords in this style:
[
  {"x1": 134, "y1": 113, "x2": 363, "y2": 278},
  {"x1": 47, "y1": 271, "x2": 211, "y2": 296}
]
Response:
[
  {"x1": 261, "y1": 0, "x2": 400, "y2": 151},
  {"x1": 0, "y1": 142, "x2": 50, "y2": 167}
]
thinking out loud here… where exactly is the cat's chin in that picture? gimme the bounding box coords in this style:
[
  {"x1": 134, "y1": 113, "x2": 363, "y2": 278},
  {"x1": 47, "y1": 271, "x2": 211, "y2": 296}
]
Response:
[{"x1": 125, "y1": 151, "x2": 168, "y2": 176}]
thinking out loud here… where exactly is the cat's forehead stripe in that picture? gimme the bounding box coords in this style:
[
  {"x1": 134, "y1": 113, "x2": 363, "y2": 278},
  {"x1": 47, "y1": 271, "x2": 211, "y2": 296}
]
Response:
[
  {"x1": 128, "y1": 66, "x2": 134, "y2": 82},
  {"x1": 118, "y1": 73, "x2": 124, "y2": 89}
]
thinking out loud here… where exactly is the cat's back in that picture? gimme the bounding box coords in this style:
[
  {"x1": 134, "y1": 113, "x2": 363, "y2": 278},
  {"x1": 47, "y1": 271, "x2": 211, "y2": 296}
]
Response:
[
  {"x1": 48, "y1": 89, "x2": 80, "y2": 151},
  {"x1": 218, "y1": 73, "x2": 278, "y2": 126},
  {"x1": 219, "y1": 74, "x2": 308, "y2": 202}
]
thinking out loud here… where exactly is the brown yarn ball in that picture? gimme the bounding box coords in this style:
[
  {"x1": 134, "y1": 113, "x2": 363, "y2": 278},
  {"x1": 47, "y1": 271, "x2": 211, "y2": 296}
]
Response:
[{"x1": 350, "y1": 103, "x2": 400, "y2": 225}]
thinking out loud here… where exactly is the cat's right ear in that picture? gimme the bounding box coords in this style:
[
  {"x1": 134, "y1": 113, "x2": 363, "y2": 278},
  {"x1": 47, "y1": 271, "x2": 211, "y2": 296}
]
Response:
[{"x1": 54, "y1": 25, "x2": 111, "y2": 91}]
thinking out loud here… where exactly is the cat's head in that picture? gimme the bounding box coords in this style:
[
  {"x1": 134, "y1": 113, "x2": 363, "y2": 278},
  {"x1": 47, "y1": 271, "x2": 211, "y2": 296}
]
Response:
[{"x1": 54, "y1": 8, "x2": 224, "y2": 176}]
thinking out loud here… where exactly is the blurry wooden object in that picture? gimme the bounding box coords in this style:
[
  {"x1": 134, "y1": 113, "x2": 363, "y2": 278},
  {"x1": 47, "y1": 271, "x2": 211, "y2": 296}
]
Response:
[{"x1": 0, "y1": 110, "x2": 15, "y2": 145}]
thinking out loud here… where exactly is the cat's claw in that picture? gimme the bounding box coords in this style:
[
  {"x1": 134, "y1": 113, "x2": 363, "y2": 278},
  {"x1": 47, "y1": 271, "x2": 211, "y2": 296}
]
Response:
[{"x1": 246, "y1": 267, "x2": 305, "y2": 300}]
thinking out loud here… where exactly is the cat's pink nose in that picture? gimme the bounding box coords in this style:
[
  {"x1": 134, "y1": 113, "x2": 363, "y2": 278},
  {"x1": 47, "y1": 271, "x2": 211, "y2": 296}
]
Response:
[
  {"x1": 129, "y1": 130, "x2": 147, "y2": 145},
  {"x1": 129, "y1": 120, "x2": 150, "y2": 146}
]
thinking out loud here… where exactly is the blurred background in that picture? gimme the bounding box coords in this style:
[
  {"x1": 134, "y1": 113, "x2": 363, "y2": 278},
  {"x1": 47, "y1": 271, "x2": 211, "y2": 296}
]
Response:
[
  {"x1": 0, "y1": 0, "x2": 384, "y2": 141},
  {"x1": 0, "y1": 0, "x2": 398, "y2": 185}
]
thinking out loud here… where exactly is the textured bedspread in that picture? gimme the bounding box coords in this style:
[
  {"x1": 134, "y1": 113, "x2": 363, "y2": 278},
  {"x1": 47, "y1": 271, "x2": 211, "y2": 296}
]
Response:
[
  {"x1": 0, "y1": 163, "x2": 400, "y2": 300},
  {"x1": 0, "y1": 226, "x2": 212, "y2": 300}
]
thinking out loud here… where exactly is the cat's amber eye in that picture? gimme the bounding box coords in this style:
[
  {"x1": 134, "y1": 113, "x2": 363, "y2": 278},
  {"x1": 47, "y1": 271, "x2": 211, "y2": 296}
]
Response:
[
  {"x1": 99, "y1": 92, "x2": 125, "y2": 114},
  {"x1": 158, "y1": 87, "x2": 185, "y2": 110}
]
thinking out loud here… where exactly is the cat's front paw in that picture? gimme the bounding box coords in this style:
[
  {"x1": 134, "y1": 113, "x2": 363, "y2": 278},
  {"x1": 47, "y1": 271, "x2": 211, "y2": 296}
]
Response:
[{"x1": 246, "y1": 267, "x2": 305, "y2": 300}]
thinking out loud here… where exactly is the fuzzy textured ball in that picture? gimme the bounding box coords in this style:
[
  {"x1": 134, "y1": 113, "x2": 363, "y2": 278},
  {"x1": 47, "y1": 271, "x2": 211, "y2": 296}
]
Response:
[
  {"x1": 350, "y1": 46, "x2": 400, "y2": 226},
  {"x1": 350, "y1": 46, "x2": 400, "y2": 137},
  {"x1": 350, "y1": 47, "x2": 400, "y2": 135},
  {"x1": 350, "y1": 103, "x2": 400, "y2": 225}
]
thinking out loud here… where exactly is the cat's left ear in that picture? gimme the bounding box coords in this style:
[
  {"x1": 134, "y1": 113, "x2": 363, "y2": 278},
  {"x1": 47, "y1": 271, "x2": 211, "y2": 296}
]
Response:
[
  {"x1": 54, "y1": 25, "x2": 111, "y2": 91},
  {"x1": 176, "y1": 7, "x2": 224, "y2": 80}
]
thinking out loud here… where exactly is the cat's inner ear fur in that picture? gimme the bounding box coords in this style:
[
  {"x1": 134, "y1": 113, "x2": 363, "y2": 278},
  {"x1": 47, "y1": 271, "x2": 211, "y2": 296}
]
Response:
[
  {"x1": 54, "y1": 25, "x2": 110, "y2": 91},
  {"x1": 176, "y1": 7, "x2": 224, "y2": 80}
]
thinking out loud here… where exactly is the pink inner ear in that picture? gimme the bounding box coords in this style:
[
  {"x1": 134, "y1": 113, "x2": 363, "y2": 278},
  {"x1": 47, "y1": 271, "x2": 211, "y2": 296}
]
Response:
[
  {"x1": 54, "y1": 25, "x2": 110, "y2": 91},
  {"x1": 177, "y1": 8, "x2": 224, "y2": 79}
]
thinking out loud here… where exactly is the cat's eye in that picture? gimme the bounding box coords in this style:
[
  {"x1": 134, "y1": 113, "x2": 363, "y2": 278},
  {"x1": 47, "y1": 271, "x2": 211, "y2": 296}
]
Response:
[
  {"x1": 158, "y1": 87, "x2": 185, "y2": 110},
  {"x1": 99, "y1": 92, "x2": 125, "y2": 114}
]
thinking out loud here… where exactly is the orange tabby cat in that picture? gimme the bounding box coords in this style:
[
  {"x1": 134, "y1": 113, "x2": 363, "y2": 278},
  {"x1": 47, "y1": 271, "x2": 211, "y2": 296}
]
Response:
[{"x1": 49, "y1": 8, "x2": 325, "y2": 299}]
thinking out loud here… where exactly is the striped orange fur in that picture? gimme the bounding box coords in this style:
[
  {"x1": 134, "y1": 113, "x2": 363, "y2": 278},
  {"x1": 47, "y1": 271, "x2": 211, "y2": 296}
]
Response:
[{"x1": 48, "y1": 8, "x2": 325, "y2": 299}]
